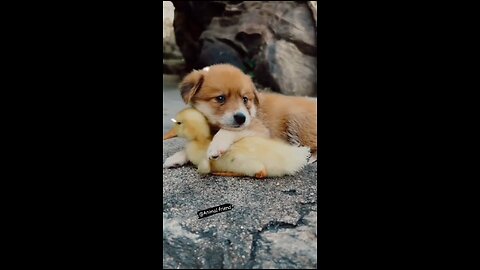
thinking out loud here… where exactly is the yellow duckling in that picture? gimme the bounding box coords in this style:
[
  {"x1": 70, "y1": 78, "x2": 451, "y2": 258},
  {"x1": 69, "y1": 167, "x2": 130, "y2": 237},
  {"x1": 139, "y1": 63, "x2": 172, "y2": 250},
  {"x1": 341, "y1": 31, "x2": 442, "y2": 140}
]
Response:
[{"x1": 163, "y1": 108, "x2": 310, "y2": 179}]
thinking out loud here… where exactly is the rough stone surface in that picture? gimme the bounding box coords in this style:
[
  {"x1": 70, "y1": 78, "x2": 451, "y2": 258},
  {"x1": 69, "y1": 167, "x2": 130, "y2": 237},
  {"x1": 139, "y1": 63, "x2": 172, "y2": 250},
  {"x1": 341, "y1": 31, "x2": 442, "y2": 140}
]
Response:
[
  {"x1": 163, "y1": 1, "x2": 175, "y2": 39},
  {"x1": 163, "y1": 75, "x2": 318, "y2": 269},
  {"x1": 308, "y1": 1, "x2": 317, "y2": 27},
  {"x1": 172, "y1": 1, "x2": 317, "y2": 97},
  {"x1": 253, "y1": 212, "x2": 317, "y2": 269},
  {"x1": 255, "y1": 40, "x2": 317, "y2": 96}
]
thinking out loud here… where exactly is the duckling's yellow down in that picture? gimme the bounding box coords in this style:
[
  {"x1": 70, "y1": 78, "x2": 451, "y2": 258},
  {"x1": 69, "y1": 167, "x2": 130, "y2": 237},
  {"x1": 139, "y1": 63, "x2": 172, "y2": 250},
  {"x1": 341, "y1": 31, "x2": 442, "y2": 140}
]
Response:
[{"x1": 164, "y1": 108, "x2": 310, "y2": 178}]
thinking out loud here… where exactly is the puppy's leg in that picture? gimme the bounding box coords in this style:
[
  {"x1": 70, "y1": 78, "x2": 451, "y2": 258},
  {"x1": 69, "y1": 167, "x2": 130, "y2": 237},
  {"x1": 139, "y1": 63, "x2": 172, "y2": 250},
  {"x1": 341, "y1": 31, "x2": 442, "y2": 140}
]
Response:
[
  {"x1": 163, "y1": 150, "x2": 188, "y2": 168},
  {"x1": 207, "y1": 129, "x2": 237, "y2": 160},
  {"x1": 284, "y1": 115, "x2": 317, "y2": 162},
  {"x1": 207, "y1": 122, "x2": 269, "y2": 160}
]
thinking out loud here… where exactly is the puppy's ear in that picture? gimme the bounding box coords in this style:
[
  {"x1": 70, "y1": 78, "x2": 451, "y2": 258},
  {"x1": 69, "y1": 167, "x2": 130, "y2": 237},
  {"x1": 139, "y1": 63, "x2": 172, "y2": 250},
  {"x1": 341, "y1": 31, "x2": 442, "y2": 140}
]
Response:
[
  {"x1": 179, "y1": 70, "x2": 204, "y2": 104},
  {"x1": 253, "y1": 89, "x2": 260, "y2": 106},
  {"x1": 250, "y1": 80, "x2": 260, "y2": 106}
]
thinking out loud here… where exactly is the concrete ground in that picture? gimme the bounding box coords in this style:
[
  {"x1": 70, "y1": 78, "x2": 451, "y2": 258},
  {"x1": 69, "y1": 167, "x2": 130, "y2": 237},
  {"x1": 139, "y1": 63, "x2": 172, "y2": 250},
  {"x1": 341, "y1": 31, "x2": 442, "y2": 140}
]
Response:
[{"x1": 163, "y1": 74, "x2": 318, "y2": 269}]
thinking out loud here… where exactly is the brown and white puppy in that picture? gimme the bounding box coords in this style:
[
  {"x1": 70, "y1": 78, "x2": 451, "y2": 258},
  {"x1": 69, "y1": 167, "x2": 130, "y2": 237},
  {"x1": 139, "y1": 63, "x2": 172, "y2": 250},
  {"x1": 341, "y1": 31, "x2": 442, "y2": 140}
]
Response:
[{"x1": 163, "y1": 64, "x2": 317, "y2": 168}]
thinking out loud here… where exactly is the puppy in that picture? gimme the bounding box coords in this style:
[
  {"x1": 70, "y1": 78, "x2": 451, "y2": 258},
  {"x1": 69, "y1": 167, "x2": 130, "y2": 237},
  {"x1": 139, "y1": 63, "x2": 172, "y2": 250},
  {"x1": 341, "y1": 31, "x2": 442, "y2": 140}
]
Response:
[{"x1": 163, "y1": 64, "x2": 317, "y2": 168}]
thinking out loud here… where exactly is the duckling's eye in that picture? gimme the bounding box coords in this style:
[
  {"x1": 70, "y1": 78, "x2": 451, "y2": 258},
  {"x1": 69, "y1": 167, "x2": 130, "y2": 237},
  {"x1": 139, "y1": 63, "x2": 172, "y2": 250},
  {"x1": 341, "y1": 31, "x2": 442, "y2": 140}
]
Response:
[
  {"x1": 176, "y1": 122, "x2": 182, "y2": 125},
  {"x1": 215, "y1": 95, "x2": 226, "y2": 104},
  {"x1": 243, "y1": 96, "x2": 248, "y2": 104}
]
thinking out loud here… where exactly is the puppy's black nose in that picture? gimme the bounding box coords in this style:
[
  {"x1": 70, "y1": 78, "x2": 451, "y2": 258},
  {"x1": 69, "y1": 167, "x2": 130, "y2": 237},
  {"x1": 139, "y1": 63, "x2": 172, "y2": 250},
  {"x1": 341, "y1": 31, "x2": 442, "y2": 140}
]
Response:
[{"x1": 233, "y1": 113, "x2": 246, "y2": 125}]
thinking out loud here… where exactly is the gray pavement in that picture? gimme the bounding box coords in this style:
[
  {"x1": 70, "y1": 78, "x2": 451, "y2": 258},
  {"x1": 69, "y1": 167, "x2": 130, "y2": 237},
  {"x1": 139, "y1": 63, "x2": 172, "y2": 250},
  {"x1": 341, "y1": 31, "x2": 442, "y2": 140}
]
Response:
[{"x1": 163, "y1": 74, "x2": 318, "y2": 269}]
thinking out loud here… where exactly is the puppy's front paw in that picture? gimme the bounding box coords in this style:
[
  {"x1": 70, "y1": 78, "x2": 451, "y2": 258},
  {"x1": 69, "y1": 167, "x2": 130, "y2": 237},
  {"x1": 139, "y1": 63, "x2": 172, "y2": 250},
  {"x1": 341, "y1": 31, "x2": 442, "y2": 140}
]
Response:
[
  {"x1": 207, "y1": 141, "x2": 230, "y2": 160},
  {"x1": 207, "y1": 147, "x2": 225, "y2": 160}
]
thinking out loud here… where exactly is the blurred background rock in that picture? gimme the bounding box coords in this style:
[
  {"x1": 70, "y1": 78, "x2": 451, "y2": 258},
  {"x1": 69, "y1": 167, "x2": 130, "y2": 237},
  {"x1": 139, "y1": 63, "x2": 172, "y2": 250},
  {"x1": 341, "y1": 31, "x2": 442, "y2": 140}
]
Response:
[
  {"x1": 163, "y1": 1, "x2": 317, "y2": 97},
  {"x1": 163, "y1": 1, "x2": 185, "y2": 75}
]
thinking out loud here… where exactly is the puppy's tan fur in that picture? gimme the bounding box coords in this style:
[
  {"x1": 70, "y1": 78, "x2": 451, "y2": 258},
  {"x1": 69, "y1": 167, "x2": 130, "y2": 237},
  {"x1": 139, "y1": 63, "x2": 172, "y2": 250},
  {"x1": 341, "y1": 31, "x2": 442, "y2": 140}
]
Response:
[
  {"x1": 178, "y1": 63, "x2": 317, "y2": 160},
  {"x1": 256, "y1": 93, "x2": 317, "y2": 154}
]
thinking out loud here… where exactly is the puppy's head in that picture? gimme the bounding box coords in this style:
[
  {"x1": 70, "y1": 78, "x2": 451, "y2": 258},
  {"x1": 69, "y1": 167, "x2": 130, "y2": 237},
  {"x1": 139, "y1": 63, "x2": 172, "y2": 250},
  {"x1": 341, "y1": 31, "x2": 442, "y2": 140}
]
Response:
[{"x1": 179, "y1": 64, "x2": 259, "y2": 131}]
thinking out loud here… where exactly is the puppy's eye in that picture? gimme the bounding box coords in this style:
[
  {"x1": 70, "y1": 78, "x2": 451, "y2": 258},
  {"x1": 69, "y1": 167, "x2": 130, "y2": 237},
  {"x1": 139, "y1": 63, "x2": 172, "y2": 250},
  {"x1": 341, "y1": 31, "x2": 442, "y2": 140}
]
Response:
[
  {"x1": 215, "y1": 95, "x2": 226, "y2": 103},
  {"x1": 243, "y1": 96, "x2": 248, "y2": 104}
]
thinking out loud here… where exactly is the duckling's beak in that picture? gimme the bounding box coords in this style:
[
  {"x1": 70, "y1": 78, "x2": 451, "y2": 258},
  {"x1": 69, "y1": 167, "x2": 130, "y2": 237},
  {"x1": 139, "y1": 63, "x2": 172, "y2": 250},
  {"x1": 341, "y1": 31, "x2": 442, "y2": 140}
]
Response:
[{"x1": 163, "y1": 128, "x2": 177, "y2": 140}]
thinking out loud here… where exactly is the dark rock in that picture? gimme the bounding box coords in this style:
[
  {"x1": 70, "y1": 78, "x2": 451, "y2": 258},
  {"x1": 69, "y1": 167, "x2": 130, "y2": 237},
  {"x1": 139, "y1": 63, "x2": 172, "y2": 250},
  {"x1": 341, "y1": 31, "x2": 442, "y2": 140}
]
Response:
[
  {"x1": 172, "y1": 1, "x2": 317, "y2": 96},
  {"x1": 197, "y1": 39, "x2": 246, "y2": 71}
]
